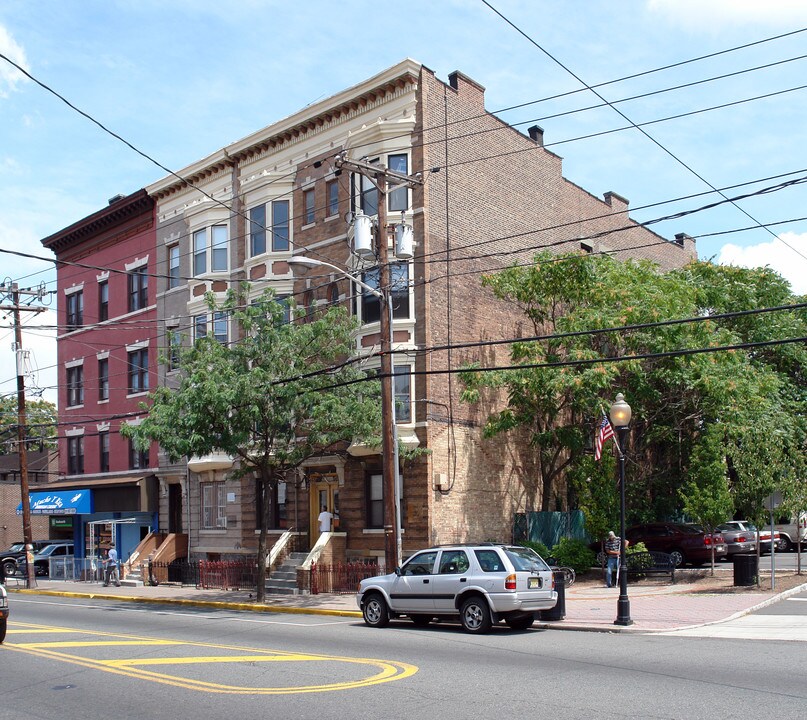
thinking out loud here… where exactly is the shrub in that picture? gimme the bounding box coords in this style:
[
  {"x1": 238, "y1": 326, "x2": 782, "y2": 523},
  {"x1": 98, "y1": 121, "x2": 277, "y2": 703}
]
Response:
[
  {"x1": 550, "y1": 537, "x2": 596, "y2": 574},
  {"x1": 519, "y1": 540, "x2": 550, "y2": 559}
]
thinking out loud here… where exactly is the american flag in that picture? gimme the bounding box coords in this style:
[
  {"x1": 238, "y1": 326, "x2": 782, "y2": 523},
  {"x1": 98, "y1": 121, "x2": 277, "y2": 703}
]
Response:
[{"x1": 594, "y1": 413, "x2": 615, "y2": 461}]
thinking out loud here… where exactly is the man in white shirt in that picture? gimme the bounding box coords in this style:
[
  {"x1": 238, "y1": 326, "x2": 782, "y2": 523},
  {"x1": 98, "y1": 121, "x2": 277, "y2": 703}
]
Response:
[
  {"x1": 103, "y1": 547, "x2": 120, "y2": 587},
  {"x1": 318, "y1": 505, "x2": 333, "y2": 534}
]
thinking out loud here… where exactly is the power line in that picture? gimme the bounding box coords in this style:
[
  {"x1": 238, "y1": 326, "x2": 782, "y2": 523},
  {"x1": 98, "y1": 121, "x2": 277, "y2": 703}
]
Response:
[{"x1": 479, "y1": 0, "x2": 807, "y2": 264}]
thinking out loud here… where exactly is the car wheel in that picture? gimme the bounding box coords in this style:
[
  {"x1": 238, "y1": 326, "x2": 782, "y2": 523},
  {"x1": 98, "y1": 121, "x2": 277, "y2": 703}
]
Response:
[
  {"x1": 0, "y1": 619, "x2": 6, "y2": 644},
  {"x1": 669, "y1": 550, "x2": 685, "y2": 567},
  {"x1": 505, "y1": 614, "x2": 534, "y2": 631},
  {"x1": 596, "y1": 551, "x2": 605, "y2": 566},
  {"x1": 409, "y1": 614, "x2": 432, "y2": 627},
  {"x1": 460, "y1": 596, "x2": 492, "y2": 634},
  {"x1": 779, "y1": 537, "x2": 793, "y2": 553},
  {"x1": 2, "y1": 560, "x2": 15, "y2": 578},
  {"x1": 361, "y1": 593, "x2": 390, "y2": 628}
]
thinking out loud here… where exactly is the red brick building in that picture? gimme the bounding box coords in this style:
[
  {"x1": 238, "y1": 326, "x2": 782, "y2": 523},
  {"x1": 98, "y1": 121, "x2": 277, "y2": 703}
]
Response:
[
  {"x1": 40, "y1": 190, "x2": 159, "y2": 564},
  {"x1": 145, "y1": 60, "x2": 695, "y2": 573}
]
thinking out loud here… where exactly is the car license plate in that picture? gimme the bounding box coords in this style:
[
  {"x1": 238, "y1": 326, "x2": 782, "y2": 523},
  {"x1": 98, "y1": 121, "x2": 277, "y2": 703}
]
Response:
[
  {"x1": 528, "y1": 577, "x2": 541, "y2": 589},
  {"x1": 716, "y1": 545, "x2": 726, "y2": 552}
]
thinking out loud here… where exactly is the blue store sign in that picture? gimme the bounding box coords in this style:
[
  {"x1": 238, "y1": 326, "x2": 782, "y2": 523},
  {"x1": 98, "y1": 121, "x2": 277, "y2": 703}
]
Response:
[{"x1": 17, "y1": 489, "x2": 93, "y2": 515}]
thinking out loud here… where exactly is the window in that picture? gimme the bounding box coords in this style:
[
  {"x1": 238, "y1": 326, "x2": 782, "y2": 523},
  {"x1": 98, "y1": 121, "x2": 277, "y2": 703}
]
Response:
[
  {"x1": 402, "y1": 551, "x2": 437, "y2": 576},
  {"x1": 167, "y1": 329, "x2": 181, "y2": 371},
  {"x1": 359, "y1": 171, "x2": 378, "y2": 216},
  {"x1": 66, "y1": 291, "x2": 83, "y2": 331},
  {"x1": 303, "y1": 188, "x2": 315, "y2": 225},
  {"x1": 99, "y1": 431, "x2": 109, "y2": 473},
  {"x1": 168, "y1": 244, "x2": 180, "y2": 288},
  {"x1": 394, "y1": 366, "x2": 412, "y2": 423},
  {"x1": 193, "y1": 225, "x2": 228, "y2": 274},
  {"x1": 128, "y1": 439, "x2": 149, "y2": 470},
  {"x1": 98, "y1": 282, "x2": 108, "y2": 322},
  {"x1": 66, "y1": 366, "x2": 84, "y2": 407},
  {"x1": 193, "y1": 313, "x2": 228, "y2": 344},
  {"x1": 271, "y1": 200, "x2": 290, "y2": 252},
  {"x1": 128, "y1": 266, "x2": 148, "y2": 312},
  {"x1": 201, "y1": 482, "x2": 226, "y2": 529},
  {"x1": 194, "y1": 314, "x2": 207, "y2": 342},
  {"x1": 360, "y1": 263, "x2": 410, "y2": 324},
  {"x1": 67, "y1": 436, "x2": 84, "y2": 475},
  {"x1": 326, "y1": 180, "x2": 339, "y2": 217},
  {"x1": 367, "y1": 473, "x2": 384, "y2": 528},
  {"x1": 98, "y1": 358, "x2": 109, "y2": 401},
  {"x1": 388, "y1": 154, "x2": 409, "y2": 212},
  {"x1": 127, "y1": 348, "x2": 148, "y2": 394},
  {"x1": 439, "y1": 550, "x2": 470, "y2": 574},
  {"x1": 256, "y1": 480, "x2": 287, "y2": 530},
  {"x1": 212, "y1": 311, "x2": 228, "y2": 344},
  {"x1": 249, "y1": 201, "x2": 290, "y2": 256}
]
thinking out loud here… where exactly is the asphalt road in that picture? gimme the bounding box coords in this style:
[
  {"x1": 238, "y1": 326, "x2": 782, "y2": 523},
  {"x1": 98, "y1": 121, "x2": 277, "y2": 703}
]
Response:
[{"x1": 2, "y1": 595, "x2": 806, "y2": 720}]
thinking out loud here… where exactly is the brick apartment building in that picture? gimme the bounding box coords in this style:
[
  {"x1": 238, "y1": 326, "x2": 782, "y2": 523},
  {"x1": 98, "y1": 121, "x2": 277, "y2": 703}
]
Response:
[
  {"x1": 0, "y1": 450, "x2": 56, "y2": 550},
  {"x1": 141, "y1": 59, "x2": 695, "y2": 570},
  {"x1": 39, "y1": 191, "x2": 159, "y2": 565}
]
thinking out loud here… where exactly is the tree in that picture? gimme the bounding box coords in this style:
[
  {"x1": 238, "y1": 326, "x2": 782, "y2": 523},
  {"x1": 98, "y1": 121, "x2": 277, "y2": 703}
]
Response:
[
  {"x1": 680, "y1": 426, "x2": 734, "y2": 575},
  {"x1": 0, "y1": 396, "x2": 57, "y2": 455},
  {"x1": 460, "y1": 251, "x2": 806, "y2": 526},
  {"x1": 123, "y1": 287, "x2": 382, "y2": 602}
]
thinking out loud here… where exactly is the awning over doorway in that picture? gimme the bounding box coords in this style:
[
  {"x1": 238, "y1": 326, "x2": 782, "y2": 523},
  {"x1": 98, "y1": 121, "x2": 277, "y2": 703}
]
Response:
[{"x1": 17, "y1": 488, "x2": 93, "y2": 515}]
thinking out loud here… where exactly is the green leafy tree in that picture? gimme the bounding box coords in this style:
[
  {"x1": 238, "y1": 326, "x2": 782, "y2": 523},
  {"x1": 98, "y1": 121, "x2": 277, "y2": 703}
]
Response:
[
  {"x1": 0, "y1": 397, "x2": 57, "y2": 455},
  {"x1": 124, "y1": 287, "x2": 382, "y2": 602},
  {"x1": 680, "y1": 426, "x2": 734, "y2": 574},
  {"x1": 460, "y1": 252, "x2": 806, "y2": 529}
]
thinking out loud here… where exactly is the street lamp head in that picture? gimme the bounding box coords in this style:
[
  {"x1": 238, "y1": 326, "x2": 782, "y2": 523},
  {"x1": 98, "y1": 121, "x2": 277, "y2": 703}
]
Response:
[
  {"x1": 287, "y1": 256, "x2": 323, "y2": 269},
  {"x1": 609, "y1": 392, "x2": 632, "y2": 429}
]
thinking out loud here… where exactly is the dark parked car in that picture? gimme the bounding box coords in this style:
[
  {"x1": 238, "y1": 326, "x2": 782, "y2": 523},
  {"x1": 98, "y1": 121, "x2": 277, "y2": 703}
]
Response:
[
  {"x1": 1, "y1": 540, "x2": 53, "y2": 577},
  {"x1": 625, "y1": 523, "x2": 727, "y2": 567},
  {"x1": 0, "y1": 581, "x2": 8, "y2": 643}
]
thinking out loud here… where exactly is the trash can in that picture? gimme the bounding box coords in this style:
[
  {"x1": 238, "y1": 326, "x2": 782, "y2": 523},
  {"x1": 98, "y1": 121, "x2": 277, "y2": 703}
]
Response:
[
  {"x1": 539, "y1": 570, "x2": 566, "y2": 621},
  {"x1": 733, "y1": 553, "x2": 758, "y2": 586}
]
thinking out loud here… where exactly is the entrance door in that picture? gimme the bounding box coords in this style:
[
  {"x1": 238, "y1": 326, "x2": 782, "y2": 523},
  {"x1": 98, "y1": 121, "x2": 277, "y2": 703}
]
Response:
[
  {"x1": 309, "y1": 476, "x2": 339, "y2": 541},
  {"x1": 168, "y1": 483, "x2": 183, "y2": 534}
]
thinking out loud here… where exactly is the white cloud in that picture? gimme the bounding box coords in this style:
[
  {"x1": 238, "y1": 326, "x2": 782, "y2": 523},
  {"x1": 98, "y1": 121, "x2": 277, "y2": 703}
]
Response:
[
  {"x1": 0, "y1": 24, "x2": 28, "y2": 98},
  {"x1": 716, "y1": 232, "x2": 807, "y2": 295},
  {"x1": 646, "y1": 0, "x2": 807, "y2": 29}
]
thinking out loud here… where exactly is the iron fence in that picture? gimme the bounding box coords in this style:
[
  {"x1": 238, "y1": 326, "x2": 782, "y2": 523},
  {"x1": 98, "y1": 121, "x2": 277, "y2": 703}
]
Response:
[
  {"x1": 310, "y1": 560, "x2": 380, "y2": 595},
  {"x1": 147, "y1": 560, "x2": 258, "y2": 590}
]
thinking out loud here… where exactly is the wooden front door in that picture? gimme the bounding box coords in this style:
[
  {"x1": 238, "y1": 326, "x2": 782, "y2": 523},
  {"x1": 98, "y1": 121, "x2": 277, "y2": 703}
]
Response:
[{"x1": 309, "y1": 475, "x2": 339, "y2": 541}]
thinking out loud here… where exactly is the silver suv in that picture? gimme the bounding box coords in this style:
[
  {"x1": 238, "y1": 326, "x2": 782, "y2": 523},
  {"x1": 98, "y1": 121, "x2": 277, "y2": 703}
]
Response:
[{"x1": 356, "y1": 544, "x2": 557, "y2": 633}]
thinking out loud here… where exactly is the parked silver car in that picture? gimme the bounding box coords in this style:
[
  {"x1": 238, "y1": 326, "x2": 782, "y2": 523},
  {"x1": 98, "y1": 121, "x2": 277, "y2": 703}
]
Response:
[
  {"x1": 716, "y1": 523, "x2": 756, "y2": 556},
  {"x1": 356, "y1": 544, "x2": 557, "y2": 633}
]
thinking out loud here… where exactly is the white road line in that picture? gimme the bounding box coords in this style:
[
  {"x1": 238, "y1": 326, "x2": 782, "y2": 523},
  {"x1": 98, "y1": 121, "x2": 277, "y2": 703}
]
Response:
[{"x1": 661, "y1": 615, "x2": 807, "y2": 641}]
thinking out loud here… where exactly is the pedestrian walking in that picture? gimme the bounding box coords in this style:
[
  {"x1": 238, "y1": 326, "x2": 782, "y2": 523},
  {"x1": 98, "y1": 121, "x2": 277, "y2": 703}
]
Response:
[
  {"x1": 604, "y1": 531, "x2": 621, "y2": 588},
  {"x1": 103, "y1": 547, "x2": 121, "y2": 587}
]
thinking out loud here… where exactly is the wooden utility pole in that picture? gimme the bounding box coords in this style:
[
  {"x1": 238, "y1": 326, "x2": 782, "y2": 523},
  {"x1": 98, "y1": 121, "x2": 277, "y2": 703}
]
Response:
[
  {"x1": 1, "y1": 282, "x2": 48, "y2": 589},
  {"x1": 333, "y1": 155, "x2": 422, "y2": 571}
]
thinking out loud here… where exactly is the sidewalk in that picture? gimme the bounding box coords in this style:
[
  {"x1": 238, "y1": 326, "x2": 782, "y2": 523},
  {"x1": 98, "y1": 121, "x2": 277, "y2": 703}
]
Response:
[{"x1": 9, "y1": 571, "x2": 807, "y2": 633}]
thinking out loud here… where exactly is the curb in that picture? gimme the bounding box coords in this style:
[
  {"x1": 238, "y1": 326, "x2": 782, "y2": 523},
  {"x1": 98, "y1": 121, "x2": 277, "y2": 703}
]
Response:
[{"x1": 11, "y1": 588, "x2": 363, "y2": 619}]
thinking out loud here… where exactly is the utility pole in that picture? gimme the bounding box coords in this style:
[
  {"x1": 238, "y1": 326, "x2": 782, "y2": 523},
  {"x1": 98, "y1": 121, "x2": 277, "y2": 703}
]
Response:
[
  {"x1": 334, "y1": 154, "x2": 422, "y2": 571},
  {"x1": 0, "y1": 282, "x2": 48, "y2": 589}
]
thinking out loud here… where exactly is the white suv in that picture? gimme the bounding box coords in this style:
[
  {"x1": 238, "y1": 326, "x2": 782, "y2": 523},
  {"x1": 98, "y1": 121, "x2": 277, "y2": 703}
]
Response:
[{"x1": 356, "y1": 544, "x2": 557, "y2": 633}]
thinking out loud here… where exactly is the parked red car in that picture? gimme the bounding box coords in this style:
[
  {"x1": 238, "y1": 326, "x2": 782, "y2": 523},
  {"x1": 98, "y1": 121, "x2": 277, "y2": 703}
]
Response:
[{"x1": 625, "y1": 523, "x2": 727, "y2": 567}]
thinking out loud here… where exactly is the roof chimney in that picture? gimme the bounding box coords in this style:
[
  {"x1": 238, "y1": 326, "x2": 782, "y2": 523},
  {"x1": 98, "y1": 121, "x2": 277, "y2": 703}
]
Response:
[{"x1": 528, "y1": 125, "x2": 544, "y2": 146}]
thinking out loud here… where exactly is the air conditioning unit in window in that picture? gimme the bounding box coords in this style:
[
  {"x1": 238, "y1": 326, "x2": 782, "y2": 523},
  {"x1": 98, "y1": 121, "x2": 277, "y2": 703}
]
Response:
[{"x1": 215, "y1": 517, "x2": 227, "y2": 528}]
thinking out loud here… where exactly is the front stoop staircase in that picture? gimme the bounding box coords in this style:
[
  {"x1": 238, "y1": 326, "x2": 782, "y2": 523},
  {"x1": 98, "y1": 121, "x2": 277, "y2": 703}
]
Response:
[{"x1": 265, "y1": 551, "x2": 307, "y2": 595}]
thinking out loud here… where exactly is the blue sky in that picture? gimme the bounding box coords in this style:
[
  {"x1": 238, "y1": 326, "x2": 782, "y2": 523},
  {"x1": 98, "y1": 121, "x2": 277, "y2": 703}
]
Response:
[{"x1": 1, "y1": 0, "x2": 806, "y2": 406}]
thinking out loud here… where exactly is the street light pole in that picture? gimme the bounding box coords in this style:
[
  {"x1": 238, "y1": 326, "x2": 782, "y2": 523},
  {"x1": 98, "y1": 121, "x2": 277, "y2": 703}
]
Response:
[{"x1": 610, "y1": 393, "x2": 633, "y2": 627}]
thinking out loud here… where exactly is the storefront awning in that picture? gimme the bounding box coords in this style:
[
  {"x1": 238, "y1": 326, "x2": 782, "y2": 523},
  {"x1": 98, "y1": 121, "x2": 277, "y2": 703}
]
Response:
[{"x1": 17, "y1": 488, "x2": 93, "y2": 515}]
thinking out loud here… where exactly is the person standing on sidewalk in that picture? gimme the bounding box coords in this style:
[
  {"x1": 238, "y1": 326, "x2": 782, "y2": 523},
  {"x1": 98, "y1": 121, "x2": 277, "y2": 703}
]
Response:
[
  {"x1": 103, "y1": 547, "x2": 121, "y2": 587},
  {"x1": 604, "y1": 531, "x2": 621, "y2": 588}
]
